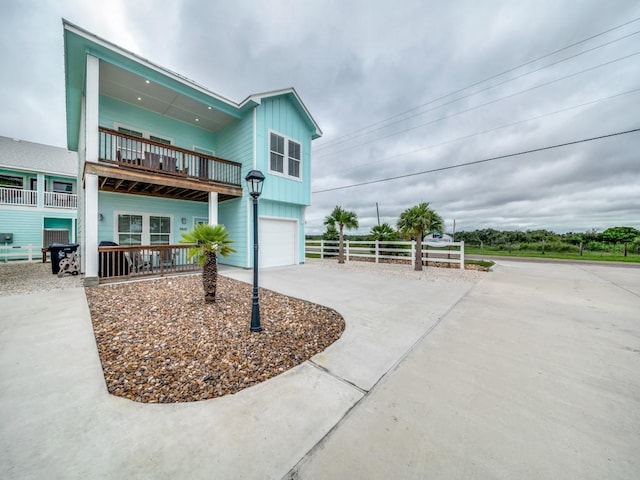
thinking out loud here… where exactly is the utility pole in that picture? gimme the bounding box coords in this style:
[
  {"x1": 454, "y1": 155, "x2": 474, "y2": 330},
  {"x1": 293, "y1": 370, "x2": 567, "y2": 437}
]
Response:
[{"x1": 376, "y1": 202, "x2": 380, "y2": 226}]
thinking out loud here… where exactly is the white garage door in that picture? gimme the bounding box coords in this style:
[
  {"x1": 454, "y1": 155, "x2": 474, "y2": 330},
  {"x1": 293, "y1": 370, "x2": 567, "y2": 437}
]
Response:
[{"x1": 259, "y1": 218, "x2": 297, "y2": 268}]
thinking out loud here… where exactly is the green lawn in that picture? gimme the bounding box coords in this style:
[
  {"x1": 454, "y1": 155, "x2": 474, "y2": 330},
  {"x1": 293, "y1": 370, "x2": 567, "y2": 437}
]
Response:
[{"x1": 465, "y1": 247, "x2": 640, "y2": 263}]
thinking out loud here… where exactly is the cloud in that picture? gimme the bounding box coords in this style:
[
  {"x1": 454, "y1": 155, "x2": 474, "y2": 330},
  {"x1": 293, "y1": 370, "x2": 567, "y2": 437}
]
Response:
[{"x1": 0, "y1": 0, "x2": 638, "y2": 235}]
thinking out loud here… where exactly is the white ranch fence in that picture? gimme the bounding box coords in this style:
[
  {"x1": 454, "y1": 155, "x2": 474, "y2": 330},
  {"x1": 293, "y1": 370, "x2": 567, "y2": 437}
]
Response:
[
  {"x1": 305, "y1": 239, "x2": 465, "y2": 269},
  {"x1": 0, "y1": 244, "x2": 39, "y2": 262}
]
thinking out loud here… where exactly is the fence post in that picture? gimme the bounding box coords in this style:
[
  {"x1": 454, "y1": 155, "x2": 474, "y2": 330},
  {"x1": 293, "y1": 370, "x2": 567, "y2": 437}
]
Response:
[
  {"x1": 346, "y1": 240, "x2": 350, "y2": 262},
  {"x1": 375, "y1": 240, "x2": 379, "y2": 263},
  {"x1": 28, "y1": 244, "x2": 33, "y2": 262},
  {"x1": 460, "y1": 241, "x2": 465, "y2": 270},
  {"x1": 411, "y1": 240, "x2": 415, "y2": 266},
  {"x1": 320, "y1": 239, "x2": 324, "y2": 259}
]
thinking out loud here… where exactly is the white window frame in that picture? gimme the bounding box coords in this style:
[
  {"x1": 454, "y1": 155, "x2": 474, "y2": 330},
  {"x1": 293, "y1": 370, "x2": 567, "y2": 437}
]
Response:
[
  {"x1": 268, "y1": 130, "x2": 302, "y2": 181},
  {"x1": 114, "y1": 211, "x2": 173, "y2": 245}
]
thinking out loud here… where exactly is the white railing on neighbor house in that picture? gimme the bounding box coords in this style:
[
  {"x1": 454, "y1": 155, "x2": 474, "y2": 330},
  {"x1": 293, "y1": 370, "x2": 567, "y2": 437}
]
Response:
[
  {"x1": 44, "y1": 191, "x2": 78, "y2": 209},
  {"x1": 305, "y1": 239, "x2": 465, "y2": 269},
  {"x1": 0, "y1": 244, "x2": 38, "y2": 262},
  {"x1": 0, "y1": 187, "x2": 77, "y2": 209},
  {"x1": 0, "y1": 187, "x2": 37, "y2": 206}
]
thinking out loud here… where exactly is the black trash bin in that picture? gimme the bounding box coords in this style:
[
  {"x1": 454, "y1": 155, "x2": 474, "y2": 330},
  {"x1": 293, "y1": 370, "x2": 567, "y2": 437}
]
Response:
[
  {"x1": 98, "y1": 241, "x2": 129, "y2": 277},
  {"x1": 49, "y1": 243, "x2": 79, "y2": 274}
]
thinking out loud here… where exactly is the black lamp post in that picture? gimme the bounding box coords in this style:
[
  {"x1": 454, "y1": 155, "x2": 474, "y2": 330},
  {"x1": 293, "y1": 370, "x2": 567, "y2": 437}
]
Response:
[{"x1": 245, "y1": 169, "x2": 265, "y2": 332}]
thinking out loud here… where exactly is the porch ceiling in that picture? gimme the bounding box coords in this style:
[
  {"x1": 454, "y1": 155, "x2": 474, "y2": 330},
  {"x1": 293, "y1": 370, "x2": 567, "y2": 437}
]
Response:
[
  {"x1": 99, "y1": 62, "x2": 237, "y2": 132},
  {"x1": 84, "y1": 162, "x2": 242, "y2": 203}
]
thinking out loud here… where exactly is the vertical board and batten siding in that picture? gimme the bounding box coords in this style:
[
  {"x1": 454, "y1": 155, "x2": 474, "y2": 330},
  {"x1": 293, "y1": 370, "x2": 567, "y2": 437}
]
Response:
[
  {"x1": 99, "y1": 97, "x2": 218, "y2": 153},
  {"x1": 254, "y1": 97, "x2": 312, "y2": 206},
  {"x1": 215, "y1": 114, "x2": 254, "y2": 267},
  {"x1": 97, "y1": 192, "x2": 208, "y2": 245}
]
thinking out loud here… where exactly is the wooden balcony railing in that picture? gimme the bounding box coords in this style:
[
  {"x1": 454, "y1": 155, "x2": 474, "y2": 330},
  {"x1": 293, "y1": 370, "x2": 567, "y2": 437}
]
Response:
[
  {"x1": 98, "y1": 244, "x2": 201, "y2": 282},
  {"x1": 98, "y1": 127, "x2": 242, "y2": 186}
]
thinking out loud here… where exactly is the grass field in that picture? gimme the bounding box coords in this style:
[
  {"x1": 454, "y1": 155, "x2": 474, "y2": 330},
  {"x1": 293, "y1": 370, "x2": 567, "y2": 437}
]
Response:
[{"x1": 464, "y1": 247, "x2": 640, "y2": 263}]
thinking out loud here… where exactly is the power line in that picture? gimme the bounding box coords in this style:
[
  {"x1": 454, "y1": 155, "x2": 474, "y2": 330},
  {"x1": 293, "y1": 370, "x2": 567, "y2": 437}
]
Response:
[
  {"x1": 312, "y1": 128, "x2": 640, "y2": 194},
  {"x1": 314, "y1": 51, "x2": 640, "y2": 160},
  {"x1": 315, "y1": 29, "x2": 640, "y2": 158},
  {"x1": 334, "y1": 88, "x2": 640, "y2": 174},
  {"x1": 314, "y1": 15, "x2": 640, "y2": 152}
]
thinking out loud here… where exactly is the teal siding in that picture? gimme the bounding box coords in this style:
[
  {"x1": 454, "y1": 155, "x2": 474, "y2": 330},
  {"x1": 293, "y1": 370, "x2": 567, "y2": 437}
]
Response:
[
  {"x1": 218, "y1": 197, "x2": 247, "y2": 267},
  {"x1": 255, "y1": 97, "x2": 313, "y2": 206},
  {"x1": 99, "y1": 96, "x2": 218, "y2": 153},
  {"x1": 216, "y1": 114, "x2": 255, "y2": 268},
  {"x1": 0, "y1": 209, "x2": 76, "y2": 248},
  {"x1": 97, "y1": 192, "x2": 208, "y2": 244}
]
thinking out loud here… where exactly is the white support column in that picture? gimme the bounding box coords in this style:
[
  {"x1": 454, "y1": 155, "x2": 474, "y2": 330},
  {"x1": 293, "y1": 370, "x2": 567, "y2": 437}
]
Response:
[
  {"x1": 37, "y1": 173, "x2": 45, "y2": 208},
  {"x1": 85, "y1": 54, "x2": 99, "y2": 164},
  {"x1": 460, "y1": 241, "x2": 465, "y2": 270},
  {"x1": 84, "y1": 173, "x2": 99, "y2": 285},
  {"x1": 208, "y1": 192, "x2": 218, "y2": 225}
]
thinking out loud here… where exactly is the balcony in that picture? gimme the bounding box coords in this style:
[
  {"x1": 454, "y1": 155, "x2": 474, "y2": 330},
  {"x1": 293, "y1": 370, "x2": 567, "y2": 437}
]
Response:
[
  {"x1": 0, "y1": 187, "x2": 77, "y2": 209},
  {"x1": 93, "y1": 128, "x2": 243, "y2": 202}
]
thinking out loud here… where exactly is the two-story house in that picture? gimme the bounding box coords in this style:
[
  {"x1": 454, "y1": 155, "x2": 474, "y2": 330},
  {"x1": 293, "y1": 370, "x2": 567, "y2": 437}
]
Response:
[
  {"x1": 63, "y1": 20, "x2": 321, "y2": 284},
  {"x1": 0, "y1": 136, "x2": 78, "y2": 259}
]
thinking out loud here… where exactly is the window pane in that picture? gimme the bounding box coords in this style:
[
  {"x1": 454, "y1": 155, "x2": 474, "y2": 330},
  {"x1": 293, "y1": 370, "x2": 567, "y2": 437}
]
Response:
[
  {"x1": 118, "y1": 214, "x2": 142, "y2": 233},
  {"x1": 150, "y1": 234, "x2": 170, "y2": 245},
  {"x1": 288, "y1": 140, "x2": 300, "y2": 160},
  {"x1": 150, "y1": 216, "x2": 170, "y2": 234},
  {"x1": 0, "y1": 175, "x2": 23, "y2": 188},
  {"x1": 270, "y1": 133, "x2": 284, "y2": 154},
  {"x1": 53, "y1": 181, "x2": 73, "y2": 193},
  {"x1": 288, "y1": 159, "x2": 300, "y2": 178},
  {"x1": 118, "y1": 234, "x2": 142, "y2": 246},
  {"x1": 270, "y1": 152, "x2": 284, "y2": 173}
]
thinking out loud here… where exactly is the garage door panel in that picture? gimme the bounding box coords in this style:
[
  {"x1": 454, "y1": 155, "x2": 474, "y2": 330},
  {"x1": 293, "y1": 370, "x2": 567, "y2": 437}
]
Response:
[{"x1": 259, "y1": 218, "x2": 296, "y2": 268}]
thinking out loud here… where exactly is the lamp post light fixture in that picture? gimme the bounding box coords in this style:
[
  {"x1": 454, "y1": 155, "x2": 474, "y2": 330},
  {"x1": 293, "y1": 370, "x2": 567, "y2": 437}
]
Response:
[{"x1": 245, "y1": 169, "x2": 265, "y2": 332}]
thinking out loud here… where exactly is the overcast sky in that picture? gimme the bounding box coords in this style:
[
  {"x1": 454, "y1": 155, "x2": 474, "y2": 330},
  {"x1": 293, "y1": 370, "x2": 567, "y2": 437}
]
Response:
[{"x1": 1, "y1": 0, "x2": 639, "y2": 235}]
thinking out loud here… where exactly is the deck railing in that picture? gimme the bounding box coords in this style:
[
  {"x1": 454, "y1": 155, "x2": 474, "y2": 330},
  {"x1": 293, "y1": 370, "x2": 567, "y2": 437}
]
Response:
[
  {"x1": 0, "y1": 187, "x2": 37, "y2": 206},
  {"x1": 98, "y1": 244, "x2": 201, "y2": 282},
  {"x1": 44, "y1": 191, "x2": 77, "y2": 209},
  {"x1": 305, "y1": 239, "x2": 465, "y2": 269},
  {"x1": 98, "y1": 127, "x2": 242, "y2": 186},
  {"x1": 0, "y1": 187, "x2": 77, "y2": 209}
]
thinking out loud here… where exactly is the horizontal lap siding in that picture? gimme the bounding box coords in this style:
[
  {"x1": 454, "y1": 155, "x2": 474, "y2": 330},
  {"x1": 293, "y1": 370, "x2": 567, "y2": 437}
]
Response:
[
  {"x1": 97, "y1": 192, "x2": 208, "y2": 245},
  {"x1": 99, "y1": 97, "x2": 218, "y2": 153},
  {"x1": 0, "y1": 208, "x2": 76, "y2": 247},
  {"x1": 209, "y1": 115, "x2": 254, "y2": 268}
]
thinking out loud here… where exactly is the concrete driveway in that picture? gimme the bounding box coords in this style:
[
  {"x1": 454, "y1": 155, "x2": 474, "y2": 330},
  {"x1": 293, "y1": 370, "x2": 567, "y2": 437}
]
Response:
[{"x1": 1, "y1": 260, "x2": 638, "y2": 479}]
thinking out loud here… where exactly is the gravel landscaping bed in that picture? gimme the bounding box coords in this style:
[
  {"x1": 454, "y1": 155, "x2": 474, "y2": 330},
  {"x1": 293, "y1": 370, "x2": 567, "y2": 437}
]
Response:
[
  {"x1": 85, "y1": 274, "x2": 344, "y2": 403},
  {"x1": 0, "y1": 261, "x2": 84, "y2": 296}
]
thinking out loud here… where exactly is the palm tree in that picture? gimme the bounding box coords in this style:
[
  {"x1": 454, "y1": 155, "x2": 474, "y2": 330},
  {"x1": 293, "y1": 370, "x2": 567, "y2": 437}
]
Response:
[
  {"x1": 397, "y1": 202, "x2": 444, "y2": 271},
  {"x1": 369, "y1": 222, "x2": 397, "y2": 241},
  {"x1": 180, "y1": 223, "x2": 236, "y2": 303},
  {"x1": 324, "y1": 206, "x2": 359, "y2": 264}
]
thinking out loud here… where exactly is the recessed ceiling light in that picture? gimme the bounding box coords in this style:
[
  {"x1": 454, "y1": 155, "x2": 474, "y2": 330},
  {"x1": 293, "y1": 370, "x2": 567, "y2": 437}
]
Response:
[
  {"x1": 145, "y1": 80, "x2": 150, "y2": 84},
  {"x1": 137, "y1": 97, "x2": 142, "y2": 101},
  {"x1": 195, "y1": 118, "x2": 199, "y2": 122},
  {"x1": 207, "y1": 106, "x2": 212, "y2": 110}
]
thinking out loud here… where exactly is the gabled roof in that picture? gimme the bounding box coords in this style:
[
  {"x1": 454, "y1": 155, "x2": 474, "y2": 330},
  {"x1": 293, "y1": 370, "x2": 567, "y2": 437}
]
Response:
[
  {"x1": 240, "y1": 88, "x2": 323, "y2": 139},
  {"x1": 63, "y1": 20, "x2": 322, "y2": 149},
  {"x1": 0, "y1": 136, "x2": 77, "y2": 176}
]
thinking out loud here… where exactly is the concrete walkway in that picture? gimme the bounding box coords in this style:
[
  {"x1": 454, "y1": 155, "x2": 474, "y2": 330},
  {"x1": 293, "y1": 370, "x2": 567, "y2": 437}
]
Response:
[{"x1": 0, "y1": 261, "x2": 638, "y2": 479}]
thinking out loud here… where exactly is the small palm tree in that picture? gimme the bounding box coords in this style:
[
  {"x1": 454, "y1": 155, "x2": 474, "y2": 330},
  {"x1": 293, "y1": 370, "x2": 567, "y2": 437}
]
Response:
[
  {"x1": 180, "y1": 223, "x2": 236, "y2": 303},
  {"x1": 397, "y1": 202, "x2": 444, "y2": 271},
  {"x1": 369, "y1": 222, "x2": 397, "y2": 242},
  {"x1": 324, "y1": 206, "x2": 359, "y2": 264}
]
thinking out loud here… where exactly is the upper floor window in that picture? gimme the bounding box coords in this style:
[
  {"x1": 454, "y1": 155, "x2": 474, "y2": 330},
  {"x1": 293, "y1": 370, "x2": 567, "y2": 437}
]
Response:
[
  {"x1": 269, "y1": 132, "x2": 301, "y2": 180},
  {"x1": 0, "y1": 175, "x2": 23, "y2": 189},
  {"x1": 53, "y1": 181, "x2": 74, "y2": 193}
]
